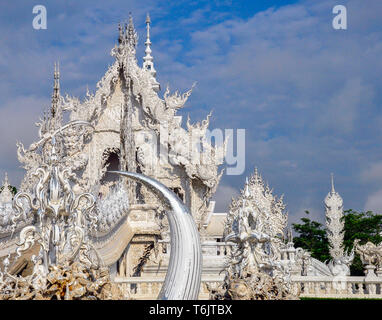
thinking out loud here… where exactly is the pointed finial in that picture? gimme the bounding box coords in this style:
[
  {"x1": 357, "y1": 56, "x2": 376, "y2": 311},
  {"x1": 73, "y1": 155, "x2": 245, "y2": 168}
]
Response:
[
  {"x1": 331, "y1": 173, "x2": 335, "y2": 193},
  {"x1": 253, "y1": 166, "x2": 262, "y2": 183},
  {"x1": 118, "y1": 22, "x2": 123, "y2": 44},
  {"x1": 143, "y1": 13, "x2": 159, "y2": 91},
  {"x1": 3, "y1": 172, "x2": 9, "y2": 187},
  {"x1": 125, "y1": 13, "x2": 137, "y2": 48},
  {"x1": 145, "y1": 13, "x2": 151, "y2": 46},
  {"x1": 56, "y1": 61, "x2": 60, "y2": 78},
  {"x1": 244, "y1": 177, "x2": 251, "y2": 198},
  {"x1": 287, "y1": 227, "x2": 293, "y2": 243},
  {"x1": 128, "y1": 12, "x2": 133, "y2": 31},
  {"x1": 51, "y1": 61, "x2": 60, "y2": 118}
]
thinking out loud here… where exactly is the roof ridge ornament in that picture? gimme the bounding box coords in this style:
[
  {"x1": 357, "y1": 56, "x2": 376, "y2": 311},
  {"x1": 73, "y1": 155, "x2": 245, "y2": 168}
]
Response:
[
  {"x1": 143, "y1": 13, "x2": 160, "y2": 92},
  {"x1": 127, "y1": 13, "x2": 137, "y2": 48},
  {"x1": 51, "y1": 62, "x2": 60, "y2": 118},
  {"x1": 112, "y1": 13, "x2": 138, "y2": 64}
]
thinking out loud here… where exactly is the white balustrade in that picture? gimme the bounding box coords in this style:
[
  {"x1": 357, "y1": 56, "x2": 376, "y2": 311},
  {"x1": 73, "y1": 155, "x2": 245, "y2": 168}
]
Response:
[
  {"x1": 114, "y1": 276, "x2": 224, "y2": 299},
  {"x1": 113, "y1": 240, "x2": 382, "y2": 299},
  {"x1": 114, "y1": 274, "x2": 382, "y2": 299},
  {"x1": 291, "y1": 275, "x2": 382, "y2": 298}
]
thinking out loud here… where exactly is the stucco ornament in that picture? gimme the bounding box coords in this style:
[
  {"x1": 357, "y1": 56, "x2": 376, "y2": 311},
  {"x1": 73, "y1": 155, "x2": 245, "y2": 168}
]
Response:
[
  {"x1": 20, "y1": 15, "x2": 225, "y2": 232},
  {"x1": 224, "y1": 168, "x2": 287, "y2": 260},
  {"x1": 210, "y1": 168, "x2": 297, "y2": 300},
  {"x1": 0, "y1": 138, "x2": 127, "y2": 299},
  {"x1": 0, "y1": 14, "x2": 229, "y2": 300},
  {"x1": 12, "y1": 137, "x2": 99, "y2": 270},
  {"x1": 0, "y1": 145, "x2": 202, "y2": 299},
  {"x1": 325, "y1": 174, "x2": 355, "y2": 276},
  {"x1": 95, "y1": 181, "x2": 129, "y2": 234},
  {"x1": 279, "y1": 230, "x2": 312, "y2": 277},
  {"x1": 354, "y1": 240, "x2": 382, "y2": 277}
]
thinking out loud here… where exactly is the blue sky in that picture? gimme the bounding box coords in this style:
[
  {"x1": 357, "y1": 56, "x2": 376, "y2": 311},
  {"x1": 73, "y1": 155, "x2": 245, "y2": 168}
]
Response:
[{"x1": 0, "y1": 0, "x2": 381, "y2": 225}]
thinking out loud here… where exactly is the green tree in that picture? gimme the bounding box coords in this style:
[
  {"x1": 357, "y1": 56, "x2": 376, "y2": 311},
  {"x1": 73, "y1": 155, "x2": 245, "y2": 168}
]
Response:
[
  {"x1": 292, "y1": 210, "x2": 330, "y2": 263},
  {"x1": 292, "y1": 209, "x2": 382, "y2": 276},
  {"x1": 0, "y1": 185, "x2": 17, "y2": 196},
  {"x1": 343, "y1": 209, "x2": 382, "y2": 275}
]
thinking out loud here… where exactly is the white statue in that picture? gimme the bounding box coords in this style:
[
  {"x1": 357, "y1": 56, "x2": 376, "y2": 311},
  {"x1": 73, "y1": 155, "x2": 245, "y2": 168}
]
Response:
[{"x1": 217, "y1": 168, "x2": 296, "y2": 300}]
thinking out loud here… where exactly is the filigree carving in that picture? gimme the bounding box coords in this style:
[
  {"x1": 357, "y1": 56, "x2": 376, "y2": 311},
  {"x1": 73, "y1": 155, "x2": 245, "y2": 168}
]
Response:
[
  {"x1": 210, "y1": 169, "x2": 296, "y2": 300},
  {"x1": 325, "y1": 174, "x2": 354, "y2": 276}
]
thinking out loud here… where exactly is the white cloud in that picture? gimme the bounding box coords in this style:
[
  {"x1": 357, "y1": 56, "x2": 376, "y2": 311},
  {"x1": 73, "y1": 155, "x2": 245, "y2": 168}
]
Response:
[{"x1": 364, "y1": 189, "x2": 382, "y2": 214}]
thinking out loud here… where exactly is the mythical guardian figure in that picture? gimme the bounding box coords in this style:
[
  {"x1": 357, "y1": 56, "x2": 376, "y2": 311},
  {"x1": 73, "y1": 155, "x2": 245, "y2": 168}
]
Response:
[{"x1": 209, "y1": 169, "x2": 297, "y2": 300}]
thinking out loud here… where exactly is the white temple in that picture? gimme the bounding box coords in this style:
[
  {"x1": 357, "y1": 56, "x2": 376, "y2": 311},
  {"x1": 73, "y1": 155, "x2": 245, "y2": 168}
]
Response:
[{"x1": 0, "y1": 15, "x2": 381, "y2": 300}]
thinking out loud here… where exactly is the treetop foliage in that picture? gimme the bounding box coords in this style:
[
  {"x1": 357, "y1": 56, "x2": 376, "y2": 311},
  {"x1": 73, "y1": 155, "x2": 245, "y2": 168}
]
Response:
[{"x1": 292, "y1": 209, "x2": 382, "y2": 276}]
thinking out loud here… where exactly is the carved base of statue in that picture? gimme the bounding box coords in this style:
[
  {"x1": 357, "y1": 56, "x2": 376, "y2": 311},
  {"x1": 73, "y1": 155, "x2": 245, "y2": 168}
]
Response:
[
  {"x1": 364, "y1": 265, "x2": 378, "y2": 279},
  {"x1": 209, "y1": 273, "x2": 299, "y2": 300}
]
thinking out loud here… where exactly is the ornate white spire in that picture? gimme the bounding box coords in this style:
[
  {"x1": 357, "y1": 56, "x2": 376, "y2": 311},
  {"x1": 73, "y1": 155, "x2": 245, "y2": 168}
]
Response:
[
  {"x1": 143, "y1": 13, "x2": 160, "y2": 92},
  {"x1": 51, "y1": 62, "x2": 60, "y2": 118},
  {"x1": 325, "y1": 174, "x2": 355, "y2": 275},
  {"x1": 143, "y1": 14, "x2": 154, "y2": 73},
  {"x1": 113, "y1": 13, "x2": 138, "y2": 64},
  {"x1": 325, "y1": 173, "x2": 344, "y2": 258},
  {"x1": 48, "y1": 62, "x2": 64, "y2": 133},
  {"x1": 127, "y1": 13, "x2": 137, "y2": 48}
]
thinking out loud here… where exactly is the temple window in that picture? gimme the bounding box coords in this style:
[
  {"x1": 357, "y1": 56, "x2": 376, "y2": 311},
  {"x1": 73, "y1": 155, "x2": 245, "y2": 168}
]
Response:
[{"x1": 100, "y1": 148, "x2": 120, "y2": 185}]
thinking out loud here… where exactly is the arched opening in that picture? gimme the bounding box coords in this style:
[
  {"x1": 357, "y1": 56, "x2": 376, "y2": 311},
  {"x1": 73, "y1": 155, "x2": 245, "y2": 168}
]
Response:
[{"x1": 100, "y1": 148, "x2": 120, "y2": 185}]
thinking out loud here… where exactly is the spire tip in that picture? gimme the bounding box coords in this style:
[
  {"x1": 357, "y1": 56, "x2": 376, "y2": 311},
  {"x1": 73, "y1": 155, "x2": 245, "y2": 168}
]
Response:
[{"x1": 331, "y1": 173, "x2": 335, "y2": 193}]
